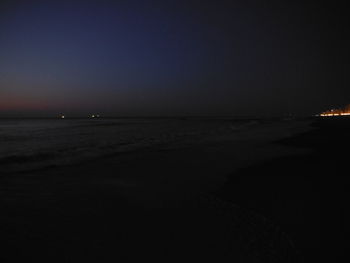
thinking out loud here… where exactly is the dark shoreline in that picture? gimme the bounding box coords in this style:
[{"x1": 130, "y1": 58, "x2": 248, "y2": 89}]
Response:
[{"x1": 1, "y1": 117, "x2": 346, "y2": 262}]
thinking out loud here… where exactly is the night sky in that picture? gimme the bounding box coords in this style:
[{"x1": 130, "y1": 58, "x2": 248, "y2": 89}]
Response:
[{"x1": 0, "y1": 0, "x2": 349, "y2": 117}]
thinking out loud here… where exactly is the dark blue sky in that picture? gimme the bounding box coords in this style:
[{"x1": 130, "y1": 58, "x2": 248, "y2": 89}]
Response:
[{"x1": 1, "y1": 0, "x2": 349, "y2": 117}]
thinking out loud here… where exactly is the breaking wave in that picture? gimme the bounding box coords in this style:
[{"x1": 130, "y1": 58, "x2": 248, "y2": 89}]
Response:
[{"x1": 0, "y1": 118, "x2": 262, "y2": 174}]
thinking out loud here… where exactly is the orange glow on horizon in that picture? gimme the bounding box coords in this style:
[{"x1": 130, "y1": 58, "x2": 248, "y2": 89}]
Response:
[
  {"x1": 319, "y1": 105, "x2": 350, "y2": 117},
  {"x1": 0, "y1": 95, "x2": 49, "y2": 111}
]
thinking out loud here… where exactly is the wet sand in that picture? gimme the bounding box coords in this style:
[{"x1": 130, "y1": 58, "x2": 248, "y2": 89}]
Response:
[
  {"x1": 218, "y1": 117, "x2": 349, "y2": 261},
  {"x1": 2, "y1": 118, "x2": 345, "y2": 262}
]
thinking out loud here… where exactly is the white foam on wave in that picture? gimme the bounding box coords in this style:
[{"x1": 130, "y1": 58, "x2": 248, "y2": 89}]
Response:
[{"x1": 0, "y1": 118, "x2": 263, "y2": 173}]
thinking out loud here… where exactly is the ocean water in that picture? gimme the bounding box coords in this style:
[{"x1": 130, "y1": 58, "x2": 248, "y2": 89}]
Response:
[{"x1": 0, "y1": 118, "x2": 261, "y2": 174}]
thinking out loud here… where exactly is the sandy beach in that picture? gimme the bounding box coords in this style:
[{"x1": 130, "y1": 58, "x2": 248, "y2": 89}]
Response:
[
  {"x1": 1, "y1": 0, "x2": 349, "y2": 261},
  {"x1": 1, "y1": 117, "x2": 346, "y2": 262}
]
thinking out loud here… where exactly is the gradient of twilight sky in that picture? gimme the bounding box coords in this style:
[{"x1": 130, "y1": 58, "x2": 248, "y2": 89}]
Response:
[{"x1": 0, "y1": 0, "x2": 349, "y2": 117}]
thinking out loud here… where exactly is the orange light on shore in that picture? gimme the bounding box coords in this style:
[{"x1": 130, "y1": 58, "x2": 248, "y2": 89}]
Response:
[
  {"x1": 319, "y1": 113, "x2": 350, "y2": 117},
  {"x1": 318, "y1": 105, "x2": 350, "y2": 117}
]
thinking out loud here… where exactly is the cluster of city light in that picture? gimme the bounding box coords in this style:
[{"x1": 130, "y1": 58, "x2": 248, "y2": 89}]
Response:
[
  {"x1": 318, "y1": 105, "x2": 350, "y2": 117},
  {"x1": 320, "y1": 112, "x2": 350, "y2": 117}
]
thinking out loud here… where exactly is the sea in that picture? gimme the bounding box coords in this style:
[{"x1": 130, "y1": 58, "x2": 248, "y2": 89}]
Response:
[{"x1": 0, "y1": 117, "x2": 264, "y2": 174}]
